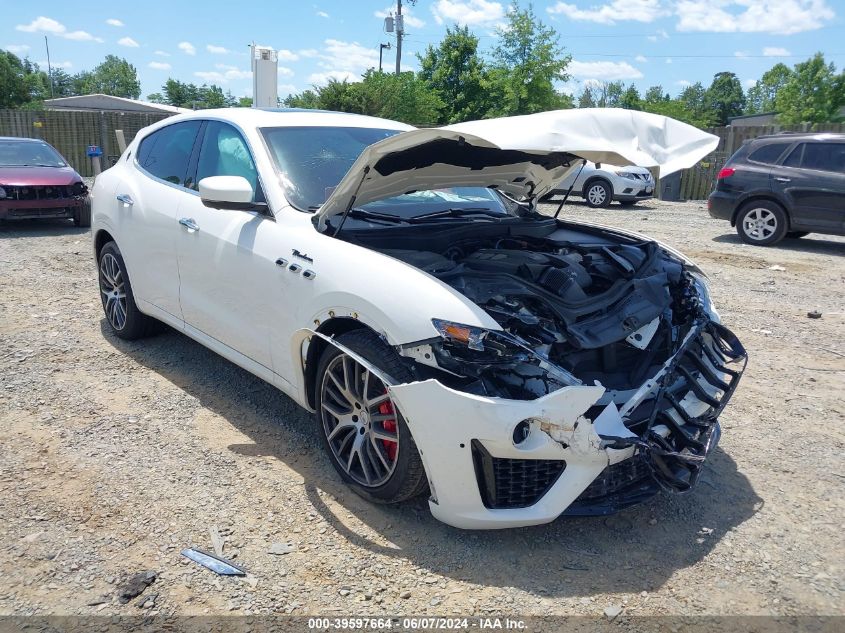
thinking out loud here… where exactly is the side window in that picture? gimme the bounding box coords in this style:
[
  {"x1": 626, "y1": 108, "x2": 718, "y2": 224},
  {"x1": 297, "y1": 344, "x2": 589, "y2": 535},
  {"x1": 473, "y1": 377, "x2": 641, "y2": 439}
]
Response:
[
  {"x1": 800, "y1": 143, "x2": 845, "y2": 173},
  {"x1": 748, "y1": 142, "x2": 791, "y2": 165},
  {"x1": 137, "y1": 121, "x2": 202, "y2": 186},
  {"x1": 782, "y1": 144, "x2": 804, "y2": 168},
  {"x1": 194, "y1": 121, "x2": 261, "y2": 201}
]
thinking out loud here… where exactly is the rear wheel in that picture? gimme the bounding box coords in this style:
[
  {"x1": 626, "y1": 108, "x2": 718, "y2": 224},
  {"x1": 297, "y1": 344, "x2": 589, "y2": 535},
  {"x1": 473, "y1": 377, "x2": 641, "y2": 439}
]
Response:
[
  {"x1": 98, "y1": 241, "x2": 161, "y2": 340},
  {"x1": 736, "y1": 201, "x2": 788, "y2": 246},
  {"x1": 315, "y1": 329, "x2": 428, "y2": 504},
  {"x1": 73, "y1": 198, "x2": 91, "y2": 228},
  {"x1": 584, "y1": 180, "x2": 612, "y2": 208}
]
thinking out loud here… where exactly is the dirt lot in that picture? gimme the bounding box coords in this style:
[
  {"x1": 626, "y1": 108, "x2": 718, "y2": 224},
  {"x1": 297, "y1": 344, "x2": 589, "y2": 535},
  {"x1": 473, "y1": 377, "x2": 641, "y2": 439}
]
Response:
[{"x1": 0, "y1": 199, "x2": 843, "y2": 619}]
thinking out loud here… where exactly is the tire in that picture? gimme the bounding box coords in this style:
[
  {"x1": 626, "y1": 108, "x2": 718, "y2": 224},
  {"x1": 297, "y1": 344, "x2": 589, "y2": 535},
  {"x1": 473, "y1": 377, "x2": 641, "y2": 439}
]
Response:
[
  {"x1": 584, "y1": 180, "x2": 612, "y2": 208},
  {"x1": 315, "y1": 329, "x2": 428, "y2": 504},
  {"x1": 97, "y1": 241, "x2": 161, "y2": 340},
  {"x1": 786, "y1": 231, "x2": 809, "y2": 239},
  {"x1": 736, "y1": 201, "x2": 789, "y2": 246},
  {"x1": 619, "y1": 200, "x2": 637, "y2": 208},
  {"x1": 73, "y1": 198, "x2": 91, "y2": 228}
]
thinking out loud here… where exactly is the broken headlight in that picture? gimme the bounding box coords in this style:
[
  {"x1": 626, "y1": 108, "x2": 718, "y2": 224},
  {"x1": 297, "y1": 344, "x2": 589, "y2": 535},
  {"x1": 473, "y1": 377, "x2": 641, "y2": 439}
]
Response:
[
  {"x1": 431, "y1": 319, "x2": 489, "y2": 351},
  {"x1": 690, "y1": 271, "x2": 720, "y2": 322}
]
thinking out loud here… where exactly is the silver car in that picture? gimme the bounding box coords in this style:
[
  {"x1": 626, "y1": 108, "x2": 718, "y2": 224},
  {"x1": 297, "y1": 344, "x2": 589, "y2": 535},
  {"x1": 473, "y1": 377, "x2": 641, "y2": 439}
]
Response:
[{"x1": 550, "y1": 161, "x2": 655, "y2": 208}]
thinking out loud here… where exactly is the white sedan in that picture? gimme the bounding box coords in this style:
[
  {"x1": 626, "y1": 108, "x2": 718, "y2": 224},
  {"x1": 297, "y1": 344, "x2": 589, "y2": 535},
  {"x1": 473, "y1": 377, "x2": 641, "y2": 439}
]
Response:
[{"x1": 91, "y1": 108, "x2": 746, "y2": 529}]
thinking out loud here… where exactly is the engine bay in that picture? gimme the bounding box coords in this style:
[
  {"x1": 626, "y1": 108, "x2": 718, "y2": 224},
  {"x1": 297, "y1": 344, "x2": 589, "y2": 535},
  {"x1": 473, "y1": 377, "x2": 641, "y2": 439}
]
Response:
[{"x1": 340, "y1": 217, "x2": 706, "y2": 401}]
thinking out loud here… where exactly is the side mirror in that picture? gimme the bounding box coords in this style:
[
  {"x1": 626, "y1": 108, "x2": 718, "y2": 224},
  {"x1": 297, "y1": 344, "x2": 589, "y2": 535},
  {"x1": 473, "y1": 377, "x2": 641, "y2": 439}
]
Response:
[{"x1": 198, "y1": 176, "x2": 255, "y2": 210}]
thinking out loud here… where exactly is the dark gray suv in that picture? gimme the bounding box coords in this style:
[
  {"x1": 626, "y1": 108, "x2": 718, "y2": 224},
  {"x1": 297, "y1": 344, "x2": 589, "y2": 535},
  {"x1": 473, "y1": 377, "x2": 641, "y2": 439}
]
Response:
[{"x1": 708, "y1": 133, "x2": 845, "y2": 246}]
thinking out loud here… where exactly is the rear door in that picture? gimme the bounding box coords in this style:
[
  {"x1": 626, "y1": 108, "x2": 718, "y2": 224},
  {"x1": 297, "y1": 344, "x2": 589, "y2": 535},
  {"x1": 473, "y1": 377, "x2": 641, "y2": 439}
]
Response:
[{"x1": 771, "y1": 142, "x2": 845, "y2": 232}]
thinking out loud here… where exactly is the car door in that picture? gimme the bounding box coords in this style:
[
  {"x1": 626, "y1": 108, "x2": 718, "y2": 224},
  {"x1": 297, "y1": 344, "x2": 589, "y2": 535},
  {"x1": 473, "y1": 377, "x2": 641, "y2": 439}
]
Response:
[
  {"x1": 175, "y1": 120, "x2": 289, "y2": 371},
  {"x1": 117, "y1": 120, "x2": 203, "y2": 321},
  {"x1": 771, "y1": 142, "x2": 845, "y2": 232}
]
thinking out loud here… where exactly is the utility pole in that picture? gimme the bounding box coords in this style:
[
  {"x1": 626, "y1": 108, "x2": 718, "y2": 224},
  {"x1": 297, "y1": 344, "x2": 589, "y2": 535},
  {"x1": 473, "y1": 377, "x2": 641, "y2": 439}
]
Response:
[
  {"x1": 44, "y1": 36, "x2": 54, "y2": 98},
  {"x1": 395, "y1": 0, "x2": 403, "y2": 75},
  {"x1": 379, "y1": 43, "x2": 391, "y2": 72}
]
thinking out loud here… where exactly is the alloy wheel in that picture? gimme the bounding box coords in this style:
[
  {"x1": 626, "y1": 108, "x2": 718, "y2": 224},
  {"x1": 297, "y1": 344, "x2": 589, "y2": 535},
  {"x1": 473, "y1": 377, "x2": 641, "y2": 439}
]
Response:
[
  {"x1": 587, "y1": 184, "x2": 607, "y2": 206},
  {"x1": 319, "y1": 354, "x2": 399, "y2": 487},
  {"x1": 742, "y1": 207, "x2": 778, "y2": 241},
  {"x1": 99, "y1": 253, "x2": 127, "y2": 330}
]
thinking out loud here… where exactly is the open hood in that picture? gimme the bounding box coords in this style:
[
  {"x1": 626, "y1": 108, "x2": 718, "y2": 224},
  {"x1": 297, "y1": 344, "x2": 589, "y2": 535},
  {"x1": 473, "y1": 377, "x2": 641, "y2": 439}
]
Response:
[{"x1": 315, "y1": 108, "x2": 718, "y2": 230}]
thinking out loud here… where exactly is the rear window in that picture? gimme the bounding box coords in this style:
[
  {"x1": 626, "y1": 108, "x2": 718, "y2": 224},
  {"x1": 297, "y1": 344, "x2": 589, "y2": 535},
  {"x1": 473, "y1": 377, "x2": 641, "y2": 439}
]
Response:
[{"x1": 748, "y1": 142, "x2": 791, "y2": 165}]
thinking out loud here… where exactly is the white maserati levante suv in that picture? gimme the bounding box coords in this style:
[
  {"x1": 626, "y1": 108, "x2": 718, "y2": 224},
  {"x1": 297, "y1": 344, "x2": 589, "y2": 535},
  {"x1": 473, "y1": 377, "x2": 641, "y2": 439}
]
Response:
[{"x1": 91, "y1": 108, "x2": 746, "y2": 529}]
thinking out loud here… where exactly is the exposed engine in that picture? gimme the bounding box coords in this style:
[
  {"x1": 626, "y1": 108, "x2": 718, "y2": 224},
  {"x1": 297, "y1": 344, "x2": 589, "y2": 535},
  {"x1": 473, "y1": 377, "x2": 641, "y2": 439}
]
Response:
[{"x1": 378, "y1": 228, "x2": 706, "y2": 400}]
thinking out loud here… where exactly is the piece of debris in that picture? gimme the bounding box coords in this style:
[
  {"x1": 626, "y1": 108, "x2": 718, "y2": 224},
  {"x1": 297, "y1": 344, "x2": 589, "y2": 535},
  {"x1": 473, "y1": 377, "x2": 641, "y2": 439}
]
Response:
[
  {"x1": 400, "y1": 590, "x2": 412, "y2": 599},
  {"x1": 116, "y1": 571, "x2": 157, "y2": 604},
  {"x1": 604, "y1": 604, "x2": 623, "y2": 619},
  {"x1": 181, "y1": 548, "x2": 246, "y2": 576},
  {"x1": 268, "y1": 542, "x2": 296, "y2": 556},
  {"x1": 807, "y1": 310, "x2": 822, "y2": 319},
  {"x1": 209, "y1": 525, "x2": 225, "y2": 557},
  {"x1": 768, "y1": 265, "x2": 786, "y2": 271}
]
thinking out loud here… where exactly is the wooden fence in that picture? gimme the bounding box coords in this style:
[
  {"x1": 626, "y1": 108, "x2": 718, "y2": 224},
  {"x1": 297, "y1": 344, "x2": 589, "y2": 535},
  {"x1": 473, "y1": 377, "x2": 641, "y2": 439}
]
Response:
[
  {"x1": 676, "y1": 123, "x2": 845, "y2": 200},
  {"x1": 0, "y1": 109, "x2": 173, "y2": 176}
]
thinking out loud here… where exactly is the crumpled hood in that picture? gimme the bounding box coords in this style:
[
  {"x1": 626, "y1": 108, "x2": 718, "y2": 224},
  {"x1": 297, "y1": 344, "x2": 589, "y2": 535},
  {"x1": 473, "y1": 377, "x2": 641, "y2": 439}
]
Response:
[
  {"x1": 315, "y1": 108, "x2": 717, "y2": 230},
  {"x1": 0, "y1": 165, "x2": 81, "y2": 187}
]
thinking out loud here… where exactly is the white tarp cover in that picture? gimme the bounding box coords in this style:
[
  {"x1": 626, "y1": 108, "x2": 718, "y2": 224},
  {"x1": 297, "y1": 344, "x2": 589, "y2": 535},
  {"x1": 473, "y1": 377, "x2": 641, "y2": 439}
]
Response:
[{"x1": 315, "y1": 108, "x2": 718, "y2": 229}]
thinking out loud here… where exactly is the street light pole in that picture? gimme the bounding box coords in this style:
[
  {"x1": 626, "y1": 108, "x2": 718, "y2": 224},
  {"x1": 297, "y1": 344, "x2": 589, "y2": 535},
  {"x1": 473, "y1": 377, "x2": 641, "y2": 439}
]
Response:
[
  {"x1": 379, "y1": 43, "x2": 391, "y2": 72},
  {"x1": 395, "y1": 0, "x2": 403, "y2": 75}
]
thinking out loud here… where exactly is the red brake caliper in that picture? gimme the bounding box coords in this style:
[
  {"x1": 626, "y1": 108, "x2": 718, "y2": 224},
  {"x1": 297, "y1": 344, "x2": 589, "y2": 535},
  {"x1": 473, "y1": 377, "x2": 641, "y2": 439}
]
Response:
[{"x1": 378, "y1": 390, "x2": 398, "y2": 462}]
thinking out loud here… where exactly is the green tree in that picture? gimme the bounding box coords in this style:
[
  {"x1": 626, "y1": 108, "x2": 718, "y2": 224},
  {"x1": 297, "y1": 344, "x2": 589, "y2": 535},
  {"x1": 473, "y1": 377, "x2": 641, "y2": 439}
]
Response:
[
  {"x1": 81, "y1": 55, "x2": 141, "y2": 99},
  {"x1": 577, "y1": 85, "x2": 596, "y2": 108},
  {"x1": 357, "y1": 70, "x2": 443, "y2": 125},
  {"x1": 705, "y1": 72, "x2": 746, "y2": 125},
  {"x1": 490, "y1": 1, "x2": 571, "y2": 115},
  {"x1": 237, "y1": 96, "x2": 253, "y2": 107},
  {"x1": 775, "y1": 53, "x2": 844, "y2": 124},
  {"x1": 147, "y1": 92, "x2": 165, "y2": 104},
  {"x1": 644, "y1": 85, "x2": 668, "y2": 104},
  {"x1": 745, "y1": 63, "x2": 792, "y2": 114},
  {"x1": 620, "y1": 84, "x2": 642, "y2": 110},
  {"x1": 679, "y1": 82, "x2": 715, "y2": 126},
  {"x1": 0, "y1": 52, "x2": 30, "y2": 108},
  {"x1": 284, "y1": 89, "x2": 320, "y2": 109},
  {"x1": 417, "y1": 25, "x2": 490, "y2": 123}
]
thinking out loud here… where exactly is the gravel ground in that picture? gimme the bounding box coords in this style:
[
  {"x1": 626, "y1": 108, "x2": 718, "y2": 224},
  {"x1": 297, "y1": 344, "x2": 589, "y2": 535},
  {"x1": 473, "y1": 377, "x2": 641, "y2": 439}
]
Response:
[{"x1": 0, "y1": 196, "x2": 843, "y2": 619}]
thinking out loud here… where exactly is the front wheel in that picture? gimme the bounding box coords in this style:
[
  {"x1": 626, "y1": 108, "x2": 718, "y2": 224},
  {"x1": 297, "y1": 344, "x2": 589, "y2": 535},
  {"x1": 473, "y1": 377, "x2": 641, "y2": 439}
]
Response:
[
  {"x1": 315, "y1": 329, "x2": 428, "y2": 504},
  {"x1": 736, "y1": 201, "x2": 788, "y2": 246},
  {"x1": 74, "y1": 198, "x2": 91, "y2": 228},
  {"x1": 584, "y1": 180, "x2": 612, "y2": 208}
]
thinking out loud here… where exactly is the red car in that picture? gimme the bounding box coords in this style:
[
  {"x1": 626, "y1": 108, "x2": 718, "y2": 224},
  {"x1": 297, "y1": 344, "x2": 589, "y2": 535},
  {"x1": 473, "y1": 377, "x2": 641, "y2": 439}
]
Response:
[{"x1": 0, "y1": 137, "x2": 91, "y2": 227}]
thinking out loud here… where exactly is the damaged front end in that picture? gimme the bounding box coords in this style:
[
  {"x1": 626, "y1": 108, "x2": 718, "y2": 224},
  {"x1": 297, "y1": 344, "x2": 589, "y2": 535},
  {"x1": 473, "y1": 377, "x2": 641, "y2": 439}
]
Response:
[{"x1": 378, "y1": 227, "x2": 747, "y2": 528}]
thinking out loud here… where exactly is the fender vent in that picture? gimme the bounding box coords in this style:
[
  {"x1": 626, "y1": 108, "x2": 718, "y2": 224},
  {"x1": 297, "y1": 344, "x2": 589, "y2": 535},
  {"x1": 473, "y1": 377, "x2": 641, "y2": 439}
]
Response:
[{"x1": 471, "y1": 440, "x2": 565, "y2": 509}]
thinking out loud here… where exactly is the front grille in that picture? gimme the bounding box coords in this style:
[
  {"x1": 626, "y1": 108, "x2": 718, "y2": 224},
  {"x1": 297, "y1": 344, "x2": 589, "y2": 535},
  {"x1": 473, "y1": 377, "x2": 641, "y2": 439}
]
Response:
[
  {"x1": 576, "y1": 457, "x2": 652, "y2": 501},
  {"x1": 3, "y1": 185, "x2": 76, "y2": 201},
  {"x1": 472, "y1": 440, "x2": 566, "y2": 509}
]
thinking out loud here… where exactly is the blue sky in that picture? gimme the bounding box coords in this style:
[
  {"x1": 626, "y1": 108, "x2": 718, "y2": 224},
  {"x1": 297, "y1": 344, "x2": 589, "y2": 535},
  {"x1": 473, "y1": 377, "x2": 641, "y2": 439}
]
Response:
[{"x1": 3, "y1": 1, "x2": 843, "y2": 101}]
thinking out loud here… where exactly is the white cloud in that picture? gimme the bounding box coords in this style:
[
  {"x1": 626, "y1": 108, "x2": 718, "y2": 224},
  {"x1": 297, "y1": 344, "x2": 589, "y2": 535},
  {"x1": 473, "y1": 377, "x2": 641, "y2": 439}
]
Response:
[
  {"x1": 375, "y1": 5, "x2": 426, "y2": 28},
  {"x1": 148, "y1": 61, "x2": 171, "y2": 70},
  {"x1": 666, "y1": 57, "x2": 673, "y2": 64},
  {"x1": 316, "y1": 10, "x2": 330, "y2": 18},
  {"x1": 647, "y1": 28, "x2": 669, "y2": 42},
  {"x1": 279, "y1": 83, "x2": 297, "y2": 96},
  {"x1": 569, "y1": 60, "x2": 644, "y2": 81},
  {"x1": 195, "y1": 67, "x2": 252, "y2": 83},
  {"x1": 277, "y1": 49, "x2": 299, "y2": 61},
  {"x1": 16, "y1": 16, "x2": 103, "y2": 42},
  {"x1": 37, "y1": 60, "x2": 72, "y2": 69},
  {"x1": 431, "y1": 0, "x2": 505, "y2": 27},
  {"x1": 734, "y1": 50, "x2": 749, "y2": 58},
  {"x1": 4, "y1": 44, "x2": 30, "y2": 54},
  {"x1": 676, "y1": 79, "x2": 692, "y2": 87},
  {"x1": 298, "y1": 48, "x2": 319, "y2": 58},
  {"x1": 215, "y1": 63, "x2": 238, "y2": 71},
  {"x1": 207, "y1": 44, "x2": 229, "y2": 54},
  {"x1": 315, "y1": 39, "x2": 379, "y2": 79},
  {"x1": 154, "y1": 50, "x2": 170, "y2": 57},
  {"x1": 763, "y1": 46, "x2": 790, "y2": 56},
  {"x1": 744, "y1": 78, "x2": 758, "y2": 88},
  {"x1": 278, "y1": 66, "x2": 294, "y2": 77},
  {"x1": 676, "y1": 0, "x2": 835, "y2": 35},
  {"x1": 548, "y1": 0, "x2": 664, "y2": 24},
  {"x1": 308, "y1": 70, "x2": 359, "y2": 85},
  {"x1": 105, "y1": 18, "x2": 124, "y2": 27},
  {"x1": 178, "y1": 41, "x2": 196, "y2": 55},
  {"x1": 118, "y1": 37, "x2": 139, "y2": 48},
  {"x1": 635, "y1": 54, "x2": 648, "y2": 62}
]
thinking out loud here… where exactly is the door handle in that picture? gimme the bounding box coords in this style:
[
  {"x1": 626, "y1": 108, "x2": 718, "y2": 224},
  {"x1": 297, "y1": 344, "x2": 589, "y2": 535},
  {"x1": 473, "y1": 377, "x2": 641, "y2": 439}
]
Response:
[
  {"x1": 774, "y1": 177, "x2": 791, "y2": 183},
  {"x1": 116, "y1": 194, "x2": 134, "y2": 205},
  {"x1": 179, "y1": 217, "x2": 200, "y2": 232}
]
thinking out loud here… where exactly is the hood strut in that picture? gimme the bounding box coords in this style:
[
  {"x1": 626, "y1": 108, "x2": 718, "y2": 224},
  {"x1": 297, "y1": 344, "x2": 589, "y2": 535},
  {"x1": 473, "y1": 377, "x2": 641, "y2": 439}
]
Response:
[
  {"x1": 554, "y1": 159, "x2": 587, "y2": 219},
  {"x1": 332, "y1": 165, "x2": 371, "y2": 237}
]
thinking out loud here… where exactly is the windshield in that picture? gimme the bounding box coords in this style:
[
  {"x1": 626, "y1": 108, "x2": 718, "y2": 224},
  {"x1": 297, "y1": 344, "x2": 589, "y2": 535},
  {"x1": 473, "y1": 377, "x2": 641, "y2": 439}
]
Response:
[
  {"x1": 0, "y1": 140, "x2": 66, "y2": 167},
  {"x1": 261, "y1": 126, "x2": 401, "y2": 210}
]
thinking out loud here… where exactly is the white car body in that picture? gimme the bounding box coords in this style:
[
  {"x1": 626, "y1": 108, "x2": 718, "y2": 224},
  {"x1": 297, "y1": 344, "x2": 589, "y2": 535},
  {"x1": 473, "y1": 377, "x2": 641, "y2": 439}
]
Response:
[
  {"x1": 91, "y1": 108, "x2": 743, "y2": 529},
  {"x1": 552, "y1": 161, "x2": 656, "y2": 206}
]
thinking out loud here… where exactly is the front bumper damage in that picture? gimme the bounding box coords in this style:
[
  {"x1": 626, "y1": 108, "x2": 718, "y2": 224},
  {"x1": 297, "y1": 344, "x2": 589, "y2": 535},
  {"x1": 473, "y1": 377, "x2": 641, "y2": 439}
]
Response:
[{"x1": 387, "y1": 320, "x2": 746, "y2": 529}]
